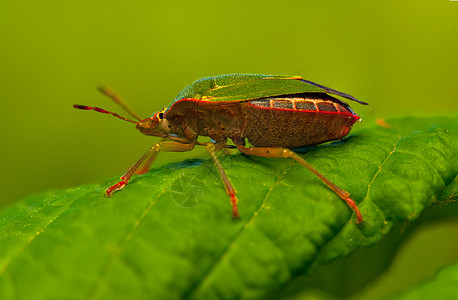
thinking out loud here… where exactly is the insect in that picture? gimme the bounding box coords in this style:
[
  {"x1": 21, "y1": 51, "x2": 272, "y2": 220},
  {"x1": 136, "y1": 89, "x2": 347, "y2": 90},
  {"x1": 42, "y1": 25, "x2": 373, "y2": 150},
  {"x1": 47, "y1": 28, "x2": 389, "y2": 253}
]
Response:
[{"x1": 74, "y1": 74, "x2": 368, "y2": 223}]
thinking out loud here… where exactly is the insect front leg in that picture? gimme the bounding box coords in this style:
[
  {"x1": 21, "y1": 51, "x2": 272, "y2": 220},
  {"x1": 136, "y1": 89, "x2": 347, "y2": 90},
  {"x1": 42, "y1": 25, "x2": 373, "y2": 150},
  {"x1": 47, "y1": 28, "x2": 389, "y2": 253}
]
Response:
[
  {"x1": 205, "y1": 143, "x2": 240, "y2": 219},
  {"x1": 134, "y1": 143, "x2": 161, "y2": 175},
  {"x1": 237, "y1": 145, "x2": 363, "y2": 224},
  {"x1": 106, "y1": 141, "x2": 196, "y2": 196}
]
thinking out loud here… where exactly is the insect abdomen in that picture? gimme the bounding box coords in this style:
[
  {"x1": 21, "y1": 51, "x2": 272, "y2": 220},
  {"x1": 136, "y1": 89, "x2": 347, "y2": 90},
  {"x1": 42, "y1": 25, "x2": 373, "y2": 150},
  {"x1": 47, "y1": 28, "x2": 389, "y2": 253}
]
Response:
[{"x1": 242, "y1": 93, "x2": 360, "y2": 148}]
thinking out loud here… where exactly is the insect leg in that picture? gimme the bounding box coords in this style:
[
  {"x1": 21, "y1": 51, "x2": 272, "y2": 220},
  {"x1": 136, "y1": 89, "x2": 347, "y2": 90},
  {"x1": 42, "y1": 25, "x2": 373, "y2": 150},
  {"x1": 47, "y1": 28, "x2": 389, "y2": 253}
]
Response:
[
  {"x1": 106, "y1": 141, "x2": 195, "y2": 196},
  {"x1": 237, "y1": 145, "x2": 363, "y2": 224},
  {"x1": 134, "y1": 150, "x2": 159, "y2": 175},
  {"x1": 205, "y1": 143, "x2": 240, "y2": 219},
  {"x1": 134, "y1": 138, "x2": 170, "y2": 175}
]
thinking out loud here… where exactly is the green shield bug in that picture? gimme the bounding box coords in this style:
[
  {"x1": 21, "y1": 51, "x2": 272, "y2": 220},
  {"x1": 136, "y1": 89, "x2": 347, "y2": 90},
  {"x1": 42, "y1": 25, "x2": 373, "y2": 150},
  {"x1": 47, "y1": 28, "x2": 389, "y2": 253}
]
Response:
[{"x1": 74, "y1": 74, "x2": 368, "y2": 223}]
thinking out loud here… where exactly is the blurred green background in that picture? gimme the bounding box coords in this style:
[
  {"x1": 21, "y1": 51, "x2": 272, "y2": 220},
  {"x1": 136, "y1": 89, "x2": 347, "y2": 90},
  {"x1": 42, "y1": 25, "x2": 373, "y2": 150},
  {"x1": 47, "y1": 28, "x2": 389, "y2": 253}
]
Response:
[{"x1": 0, "y1": 0, "x2": 457, "y2": 298}]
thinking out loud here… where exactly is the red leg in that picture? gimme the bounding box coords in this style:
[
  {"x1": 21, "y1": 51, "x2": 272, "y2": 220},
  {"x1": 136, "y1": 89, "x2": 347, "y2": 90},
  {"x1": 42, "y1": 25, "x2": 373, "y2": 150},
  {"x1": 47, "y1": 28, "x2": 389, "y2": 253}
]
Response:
[
  {"x1": 237, "y1": 145, "x2": 363, "y2": 224},
  {"x1": 206, "y1": 143, "x2": 240, "y2": 219},
  {"x1": 106, "y1": 141, "x2": 195, "y2": 196},
  {"x1": 134, "y1": 150, "x2": 159, "y2": 175}
]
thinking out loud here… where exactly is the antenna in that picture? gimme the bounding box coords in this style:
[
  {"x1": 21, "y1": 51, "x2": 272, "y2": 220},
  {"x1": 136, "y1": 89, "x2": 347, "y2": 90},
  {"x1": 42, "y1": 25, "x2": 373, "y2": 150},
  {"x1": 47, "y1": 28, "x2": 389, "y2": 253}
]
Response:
[
  {"x1": 73, "y1": 105, "x2": 139, "y2": 124},
  {"x1": 97, "y1": 86, "x2": 143, "y2": 121}
]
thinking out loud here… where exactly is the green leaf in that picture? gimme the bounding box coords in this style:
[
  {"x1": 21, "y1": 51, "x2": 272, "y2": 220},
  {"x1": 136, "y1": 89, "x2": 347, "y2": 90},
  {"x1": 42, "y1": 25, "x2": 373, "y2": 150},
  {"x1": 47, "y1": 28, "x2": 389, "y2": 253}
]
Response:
[
  {"x1": 0, "y1": 116, "x2": 457, "y2": 300},
  {"x1": 390, "y1": 262, "x2": 458, "y2": 300}
]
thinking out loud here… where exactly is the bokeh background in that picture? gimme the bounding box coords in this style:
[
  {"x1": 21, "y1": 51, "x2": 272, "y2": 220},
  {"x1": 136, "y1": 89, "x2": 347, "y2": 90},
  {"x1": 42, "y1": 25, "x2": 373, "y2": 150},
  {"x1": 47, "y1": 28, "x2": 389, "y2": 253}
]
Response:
[{"x1": 1, "y1": 0, "x2": 457, "y2": 299}]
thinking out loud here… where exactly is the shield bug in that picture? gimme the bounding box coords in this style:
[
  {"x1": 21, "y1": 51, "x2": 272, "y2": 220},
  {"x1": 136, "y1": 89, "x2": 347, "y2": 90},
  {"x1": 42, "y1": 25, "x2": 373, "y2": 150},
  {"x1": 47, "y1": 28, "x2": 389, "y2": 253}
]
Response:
[{"x1": 74, "y1": 74, "x2": 368, "y2": 223}]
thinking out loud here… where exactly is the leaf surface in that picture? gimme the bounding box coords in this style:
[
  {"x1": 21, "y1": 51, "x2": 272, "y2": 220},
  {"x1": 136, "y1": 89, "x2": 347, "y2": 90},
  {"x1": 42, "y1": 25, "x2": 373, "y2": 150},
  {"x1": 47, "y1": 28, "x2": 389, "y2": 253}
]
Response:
[{"x1": 0, "y1": 116, "x2": 457, "y2": 300}]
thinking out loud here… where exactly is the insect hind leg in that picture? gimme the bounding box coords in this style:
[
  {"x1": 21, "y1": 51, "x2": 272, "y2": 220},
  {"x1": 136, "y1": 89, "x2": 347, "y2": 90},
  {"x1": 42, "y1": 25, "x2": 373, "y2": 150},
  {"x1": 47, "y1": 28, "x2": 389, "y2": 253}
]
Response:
[{"x1": 236, "y1": 145, "x2": 363, "y2": 223}]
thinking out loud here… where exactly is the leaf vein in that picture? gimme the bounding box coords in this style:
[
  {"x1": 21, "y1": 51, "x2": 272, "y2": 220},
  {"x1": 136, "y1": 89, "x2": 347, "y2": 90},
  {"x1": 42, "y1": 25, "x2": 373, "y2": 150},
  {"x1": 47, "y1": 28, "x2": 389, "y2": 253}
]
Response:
[
  {"x1": 362, "y1": 136, "x2": 402, "y2": 207},
  {"x1": 0, "y1": 194, "x2": 80, "y2": 276},
  {"x1": 184, "y1": 163, "x2": 295, "y2": 299},
  {"x1": 85, "y1": 171, "x2": 191, "y2": 299}
]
